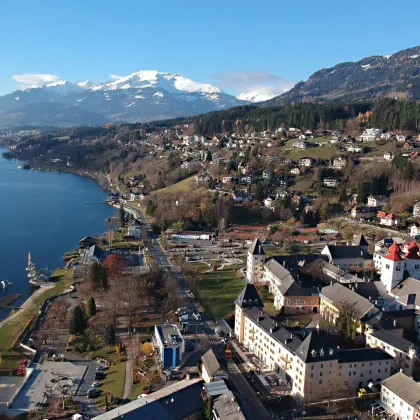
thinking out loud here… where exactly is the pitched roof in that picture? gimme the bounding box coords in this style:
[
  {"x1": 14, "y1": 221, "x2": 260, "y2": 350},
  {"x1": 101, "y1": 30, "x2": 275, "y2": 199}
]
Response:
[
  {"x1": 392, "y1": 277, "x2": 420, "y2": 306},
  {"x1": 353, "y1": 234, "x2": 369, "y2": 247},
  {"x1": 371, "y1": 329, "x2": 416, "y2": 354},
  {"x1": 248, "y1": 238, "x2": 265, "y2": 256},
  {"x1": 213, "y1": 391, "x2": 246, "y2": 420},
  {"x1": 381, "y1": 372, "x2": 420, "y2": 407},
  {"x1": 201, "y1": 349, "x2": 222, "y2": 377},
  {"x1": 321, "y1": 282, "x2": 376, "y2": 318},
  {"x1": 235, "y1": 284, "x2": 264, "y2": 309},
  {"x1": 264, "y1": 258, "x2": 295, "y2": 284},
  {"x1": 324, "y1": 245, "x2": 372, "y2": 260},
  {"x1": 384, "y1": 242, "x2": 403, "y2": 261},
  {"x1": 337, "y1": 348, "x2": 393, "y2": 363}
]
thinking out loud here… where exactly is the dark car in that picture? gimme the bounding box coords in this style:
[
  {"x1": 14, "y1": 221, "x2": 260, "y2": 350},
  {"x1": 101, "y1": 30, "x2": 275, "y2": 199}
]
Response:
[
  {"x1": 87, "y1": 388, "x2": 100, "y2": 398},
  {"x1": 94, "y1": 372, "x2": 106, "y2": 380}
]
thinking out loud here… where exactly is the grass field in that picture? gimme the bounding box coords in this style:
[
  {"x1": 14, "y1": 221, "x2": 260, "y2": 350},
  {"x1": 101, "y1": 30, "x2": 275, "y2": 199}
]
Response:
[
  {"x1": 151, "y1": 176, "x2": 196, "y2": 198},
  {"x1": 289, "y1": 176, "x2": 315, "y2": 194},
  {"x1": 97, "y1": 361, "x2": 126, "y2": 408},
  {"x1": 196, "y1": 268, "x2": 245, "y2": 318},
  {"x1": 285, "y1": 145, "x2": 339, "y2": 161}
]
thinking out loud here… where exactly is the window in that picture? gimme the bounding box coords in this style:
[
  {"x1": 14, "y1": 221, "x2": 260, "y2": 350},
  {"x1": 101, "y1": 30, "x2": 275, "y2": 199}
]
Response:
[
  {"x1": 301, "y1": 300, "x2": 305, "y2": 304},
  {"x1": 396, "y1": 265, "x2": 401, "y2": 271},
  {"x1": 287, "y1": 299, "x2": 291, "y2": 304},
  {"x1": 378, "y1": 369, "x2": 381, "y2": 373},
  {"x1": 415, "y1": 264, "x2": 419, "y2": 270},
  {"x1": 310, "y1": 373, "x2": 313, "y2": 378},
  {"x1": 370, "y1": 363, "x2": 372, "y2": 366},
  {"x1": 386, "y1": 264, "x2": 390, "y2": 269},
  {"x1": 319, "y1": 380, "x2": 322, "y2": 384},
  {"x1": 349, "y1": 372, "x2": 351, "y2": 376},
  {"x1": 369, "y1": 370, "x2": 372, "y2": 374},
  {"x1": 296, "y1": 299, "x2": 300, "y2": 304},
  {"x1": 320, "y1": 372, "x2": 323, "y2": 377},
  {"x1": 321, "y1": 364, "x2": 323, "y2": 368}
]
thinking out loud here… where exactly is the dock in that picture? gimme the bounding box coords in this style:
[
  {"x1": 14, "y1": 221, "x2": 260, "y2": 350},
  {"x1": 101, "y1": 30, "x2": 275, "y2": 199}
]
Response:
[{"x1": 0, "y1": 293, "x2": 22, "y2": 309}]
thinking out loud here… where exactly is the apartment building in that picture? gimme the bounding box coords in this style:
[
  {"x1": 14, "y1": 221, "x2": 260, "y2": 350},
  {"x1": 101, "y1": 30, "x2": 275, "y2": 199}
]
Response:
[
  {"x1": 380, "y1": 373, "x2": 420, "y2": 420},
  {"x1": 234, "y1": 284, "x2": 393, "y2": 400},
  {"x1": 366, "y1": 328, "x2": 417, "y2": 377}
]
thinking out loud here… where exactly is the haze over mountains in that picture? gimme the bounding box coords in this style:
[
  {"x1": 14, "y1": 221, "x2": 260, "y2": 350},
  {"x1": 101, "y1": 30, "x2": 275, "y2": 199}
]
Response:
[{"x1": 2, "y1": 46, "x2": 420, "y2": 128}]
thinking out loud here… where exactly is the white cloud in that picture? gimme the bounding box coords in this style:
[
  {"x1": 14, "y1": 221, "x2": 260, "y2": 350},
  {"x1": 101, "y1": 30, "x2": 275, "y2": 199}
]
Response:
[
  {"x1": 109, "y1": 74, "x2": 123, "y2": 80},
  {"x1": 12, "y1": 73, "x2": 62, "y2": 89},
  {"x1": 215, "y1": 70, "x2": 296, "y2": 102}
]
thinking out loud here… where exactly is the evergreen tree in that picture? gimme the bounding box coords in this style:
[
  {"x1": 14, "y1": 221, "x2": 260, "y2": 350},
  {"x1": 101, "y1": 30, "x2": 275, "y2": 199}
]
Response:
[
  {"x1": 69, "y1": 306, "x2": 86, "y2": 335},
  {"x1": 119, "y1": 205, "x2": 125, "y2": 228},
  {"x1": 103, "y1": 324, "x2": 116, "y2": 346},
  {"x1": 204, "y1": 398, "x2": 213, "y2": 420},
  {"x1": 88, "y1": 261, "x2": 109, "y2": 290},
  {"x1": 86, "y1": 296, "x2": 97, "y2": 318},
  {"x1": 205, "y1": 150, "x2": 212, "y2": 162}
]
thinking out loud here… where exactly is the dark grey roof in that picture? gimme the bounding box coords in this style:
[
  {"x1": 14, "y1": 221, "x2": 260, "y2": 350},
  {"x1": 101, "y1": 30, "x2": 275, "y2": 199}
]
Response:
[
  {"x1": 338, "y1": 348, "x2": 393, "y2": 364},
  {"x1": 203, "y1": 380, "x2": 229, "y2": 397},
  {"x1": 244, "y1": 307, "x2": 302, "y2": 353},
  {"x1": 93, "y1": 378, "x2": 204, "y2": 420},
  {"x1": 392, "y1": 277, "x2": 420, "y2": 306},
  {"x1": 201, "y1": 349, "x2": 222, "y2": 377},
  {"x1": 213, "y1": 391, "x2": 246, "y2": 420},
  {"x1": 381, "y1": 372, "x2": 420, "y2": 406},
  {"x1": 235, "y1": 284, "x2": 264, "y2": 309},
  {"x1": 321, "y1": 283, "x2": 376, "y2": 318},
  {"x1": 326, "y1": 245, "x2": 372, "y2": 260},
  {"x1": 248, "y1": 238, "x2": 265, "y2": 255},
  {"x1": 87, "y1": 244, "x2": 103, "y2": 259},
  {"x1": 295, "y1": 330, "x2": 343, "y2": 363},
  {"x1": 371, "y1": 329, "x2": 416, "y2": 354},
  {"x1": 271, "y1": 254, "x2": 326, "y2": 273},
  {"x1": 353, "y1": 234, "x2": 369, "y2": 247}
]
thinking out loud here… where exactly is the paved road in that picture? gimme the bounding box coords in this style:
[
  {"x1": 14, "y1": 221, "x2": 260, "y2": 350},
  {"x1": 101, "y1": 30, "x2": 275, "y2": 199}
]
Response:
[{"x1": 125, "y1": 205, "x2": 275, "y2": 419}]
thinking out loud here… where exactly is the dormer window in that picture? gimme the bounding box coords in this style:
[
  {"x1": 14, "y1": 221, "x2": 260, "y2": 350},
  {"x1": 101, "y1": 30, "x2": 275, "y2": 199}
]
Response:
[
  {"x1": 311, "y1": 350, "x2": 317, "y2": 357},
  {"x1": 329, "y1": 348, "x2": 334, "y2": 356},
  {"x1": 320, "y1": 348, "x2": 324, "y2": 357}
]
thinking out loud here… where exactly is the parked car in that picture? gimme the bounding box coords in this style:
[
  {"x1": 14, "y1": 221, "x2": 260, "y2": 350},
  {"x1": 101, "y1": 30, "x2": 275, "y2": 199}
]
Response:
[
  {"x1": 87, "y1": 388, "x2": 100, "y2": 398},
  {"x1": 96, "y1": 365, "x2": 107, "y2": 371},
  {"x1": 94, "y1": 372, "x2": 106, "y2": 380},
  {"x1": 92, "y1": 381, "x2": 102, "y2": 387}
]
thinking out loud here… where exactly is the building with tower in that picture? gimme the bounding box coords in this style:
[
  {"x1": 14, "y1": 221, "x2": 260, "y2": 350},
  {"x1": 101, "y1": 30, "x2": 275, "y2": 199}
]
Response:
[
  {"x1": 246, "y1": 238, "x2": 266, "y2": 283},
  {"x1": 374, "y1": 241, "x2": 420, "y2": 293}
]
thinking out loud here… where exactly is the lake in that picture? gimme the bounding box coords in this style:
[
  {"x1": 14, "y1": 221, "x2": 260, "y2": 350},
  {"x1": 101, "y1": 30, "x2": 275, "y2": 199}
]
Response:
[{"x1": 0, "y1": 149, "x2": 116, "y2": 318}]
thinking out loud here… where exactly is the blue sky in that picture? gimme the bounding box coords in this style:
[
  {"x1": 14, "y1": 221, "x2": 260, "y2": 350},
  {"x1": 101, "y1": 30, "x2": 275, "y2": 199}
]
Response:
[{"x1": 1, "y1": 0, "x2": 420, "y2": 97}]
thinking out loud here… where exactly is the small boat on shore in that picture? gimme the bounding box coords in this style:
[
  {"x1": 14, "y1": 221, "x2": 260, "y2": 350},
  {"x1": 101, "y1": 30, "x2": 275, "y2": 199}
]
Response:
[{"x1": 18, "y1": 162, "x2": 31, "y2": 170}]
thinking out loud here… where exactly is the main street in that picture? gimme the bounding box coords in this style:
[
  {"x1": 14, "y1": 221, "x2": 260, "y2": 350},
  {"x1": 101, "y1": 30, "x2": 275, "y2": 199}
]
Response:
[{"x1": 127, "y1": 204, "x2": 273, "y2": 419}]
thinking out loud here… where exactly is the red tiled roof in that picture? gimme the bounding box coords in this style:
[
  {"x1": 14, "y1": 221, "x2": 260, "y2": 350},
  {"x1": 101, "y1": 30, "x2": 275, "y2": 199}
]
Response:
[{"x1": 384, "y1": 242, "x2": 403, "y2": 261}]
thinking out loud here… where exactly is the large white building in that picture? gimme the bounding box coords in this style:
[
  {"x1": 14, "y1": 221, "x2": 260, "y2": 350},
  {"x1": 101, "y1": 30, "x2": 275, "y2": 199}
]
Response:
[{"x1": 234, "y1": 284, "x2": 393, "y2": 400}]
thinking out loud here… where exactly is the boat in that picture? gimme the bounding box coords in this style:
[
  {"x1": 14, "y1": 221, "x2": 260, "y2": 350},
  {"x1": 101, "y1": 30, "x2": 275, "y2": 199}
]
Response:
[
  {"x1": 18, "y1": 162, "x2": 31, "y2": 170},
  {"x1": 1, "y1": 280, "x2": 11, "y2": 288}
]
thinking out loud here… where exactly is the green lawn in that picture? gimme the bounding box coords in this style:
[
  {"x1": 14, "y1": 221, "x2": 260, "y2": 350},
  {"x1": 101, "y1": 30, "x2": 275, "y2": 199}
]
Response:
[
  {"x1": 196, "y1": 269, "x2": 245, "y2": 318},
  {"x1": 286, "y1": 145, "x2": 339, "y2": 161},
  {"x1": 96, "y1": 361, "x2": 126, "y2": 408},
  {"x1": 151, "y1": 176, "x2": 196, "y2": 198},
  {"x1": 186, "y1": 261, "x2": 210, "y2": 273}
]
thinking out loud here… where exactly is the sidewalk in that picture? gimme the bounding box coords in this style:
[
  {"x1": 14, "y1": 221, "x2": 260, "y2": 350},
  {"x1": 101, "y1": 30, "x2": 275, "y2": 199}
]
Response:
[{"x1": 122, "y1": 338, "x2": 133, "y2": 400}]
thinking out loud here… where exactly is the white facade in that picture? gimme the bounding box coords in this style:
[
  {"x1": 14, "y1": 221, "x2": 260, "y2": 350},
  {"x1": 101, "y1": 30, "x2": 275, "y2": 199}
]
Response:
[
  {"x1": 413, "y1": 201, "x2": 420, "y2": 218},
  {"x1": 411, "y1": 224, "x2": 420, "y2": 237}
]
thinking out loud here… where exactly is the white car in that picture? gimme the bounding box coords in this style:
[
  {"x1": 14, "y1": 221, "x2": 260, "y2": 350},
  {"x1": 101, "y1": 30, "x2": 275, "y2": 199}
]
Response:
[{"x1": 92, "y1": 381, "x2": 102, "y2": 387}]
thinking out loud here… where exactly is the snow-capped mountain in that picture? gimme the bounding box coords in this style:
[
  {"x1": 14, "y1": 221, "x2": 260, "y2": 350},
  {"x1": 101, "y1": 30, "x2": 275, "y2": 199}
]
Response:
[
  {"x1": 0, "y1": 71, "x2": 247, "y2": 127},
  {"x1": 237, "y1": 91, "x2": 278, "y2": 103}
]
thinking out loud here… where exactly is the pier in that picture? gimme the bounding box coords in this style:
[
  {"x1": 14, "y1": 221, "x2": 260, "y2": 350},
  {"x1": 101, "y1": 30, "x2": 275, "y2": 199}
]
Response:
[{"x1": 0, "y1": 293, "x2": 22, "y2": 309}]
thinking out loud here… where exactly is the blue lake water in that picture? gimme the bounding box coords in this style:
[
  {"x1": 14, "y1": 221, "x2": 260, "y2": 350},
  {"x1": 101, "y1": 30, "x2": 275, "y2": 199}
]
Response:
[{"x1": 0, "y1": 149, "x2": 116, "y2": 318}]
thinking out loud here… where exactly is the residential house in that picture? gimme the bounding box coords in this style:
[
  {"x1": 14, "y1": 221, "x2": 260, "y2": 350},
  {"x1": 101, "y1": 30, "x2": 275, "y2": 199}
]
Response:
[
  {"x1": 324, "y1": 177, "x2": 339, "y2": 188},
  {"x1": 321, "y1": 245, "x2": 372, "y2": 270},
  {"x1": 366, "y1": 328, "x2": 417, "y2": 377},
  {"x1": 293, "y1": 140, "x2": 307, "y2": 149},
  {"x1": 127, "y1": 224, "x2": 141, "y2": 239},
  {"x1": 378, "y1": 211, "x2": 399, "y2": 227},
  {"x1": 351, "y1": 205, "x2": 378, "y2": 220},
  {"x1": 381, "y1": 132, "x2": 393, "y2": 141},
  {"x1": 264, "y1": 197, "x2": 275, "y2": 210},
  {"x1": 396, "y1": 134, "x2": 407, "y2": 142},
  {"x1": 391, "y1": 277, "x2": 420, "y2": 310},
  {"x1": 201, "y1": 349, "x2": 228, "y2": 383},
  {"x1": 347, "y1": 145, "x2": 363, "y2": 153},
  {"x1": 410, "y1": 222, "x2": 420, "y2": 237},
  {"x1": 413, "y1": 201, "x2": 420, "y2": 218},
  {"x1": 320, "y1": 282, "x2": 378, "y2": 328},
  {"x1": 234, "y1": 284, "x2": 393, "y2": 401},
  {"x1": 290, "y1": 167, "x2": 300, "y2": 175},
  {"x1": 262, "y1": 169, "x2": 272, "y2": 179},
  {"x1": 332, "y1": 157, "x2": 346, "y2": 169},
  {"x1": 384, "y1": 152, "x2": 394, "y2": 161},
  {"x1": 213, "y1": 391, "x2": 246, "y2": 420},
  {"x1": 359, "y1": 128, "x2": 383, "y2": 142},
  {"x1": 299, "y1": 157, "x2": 313, "y2": 167},
  {"x1": 232, "y1": 190, "x2": 252, "y2": 202},
  {"x1": 379, "y1": 373, "x2": 420, "y2": 420},
  {"x1": 84, "y1": 245, "x2": 103, "y2": 263},
  {"x1": 368, "y1": 195, "x2": 388, "y2": 208}
]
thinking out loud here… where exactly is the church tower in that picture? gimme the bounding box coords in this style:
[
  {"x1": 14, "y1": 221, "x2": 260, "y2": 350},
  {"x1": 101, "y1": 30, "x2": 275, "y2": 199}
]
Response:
[{"x1": 381, "y1": 242, "x2": 404, "y2": 293}]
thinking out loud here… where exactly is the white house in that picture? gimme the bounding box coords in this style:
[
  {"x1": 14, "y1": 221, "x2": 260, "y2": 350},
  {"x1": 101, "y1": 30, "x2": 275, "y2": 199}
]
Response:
[
  {"x1": 384, "y1": 152, "x2": 394, "y2": 161},
  {"x1": 410, "y1": 222, "x2": 420, "y2": 237},
  {"x1": 332, "y1": 157, "x2": 346, "y2": 169},
  {"x1": 413, "y1": 201, "x2": 420, "y2": 218},
  {"x1": 200, "y1": 349, "x2": 228, "y2": 383},
  {"x1": 347, "y1": 145, "x2": 363, "y2": 153},
  {"x1": 293, "y1": 140, "x2": 307, "y2": 149},
  {"x1": 299, "y1": 157, "x2": 313, "y2": 167},
  {"x1": 378, "y1": 212, "x2": 399, "y2": 227},
  {"x1": 323, "y1": 178, "x2": 339, "y2": 188},
  {"x1": 359, "y1": 128, "x2": 383, "y2": 142},
  {"x1": 380, "y1": 373, "x2": 420, "y2": 420},
  {"x1": 264, "y1": 197, "x2": 275, "y2": 210},
  {"x1": 290, "y1": 167, "x2": 300, "y2": 175},
  {"x1": 128, "y1": 224, "x2": 141, "y2": 239},
  {"x1": 367, "y1": 195, "x2": 387, "y2": 208}
]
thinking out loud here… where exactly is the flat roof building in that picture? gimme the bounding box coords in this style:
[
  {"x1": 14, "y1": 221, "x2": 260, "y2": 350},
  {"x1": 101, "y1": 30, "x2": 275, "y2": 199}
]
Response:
[{"x1": 154, "y1": 323, "x2": 185, "y2": 368}]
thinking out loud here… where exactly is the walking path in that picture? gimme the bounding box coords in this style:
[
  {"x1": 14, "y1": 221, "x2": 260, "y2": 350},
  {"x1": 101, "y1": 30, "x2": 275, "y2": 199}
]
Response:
[
  {"x1": 0, "y1": 283, "x2": 55, "y2": 328},
  {"x1": 122, "y1": 338, "x2": 133, "y2": 400}
]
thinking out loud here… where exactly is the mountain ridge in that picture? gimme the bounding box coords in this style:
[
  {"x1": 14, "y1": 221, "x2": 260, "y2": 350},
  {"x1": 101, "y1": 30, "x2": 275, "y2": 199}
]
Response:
[{"x1": 264, "y1": 45, "x2": 420, "y2": 106}]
